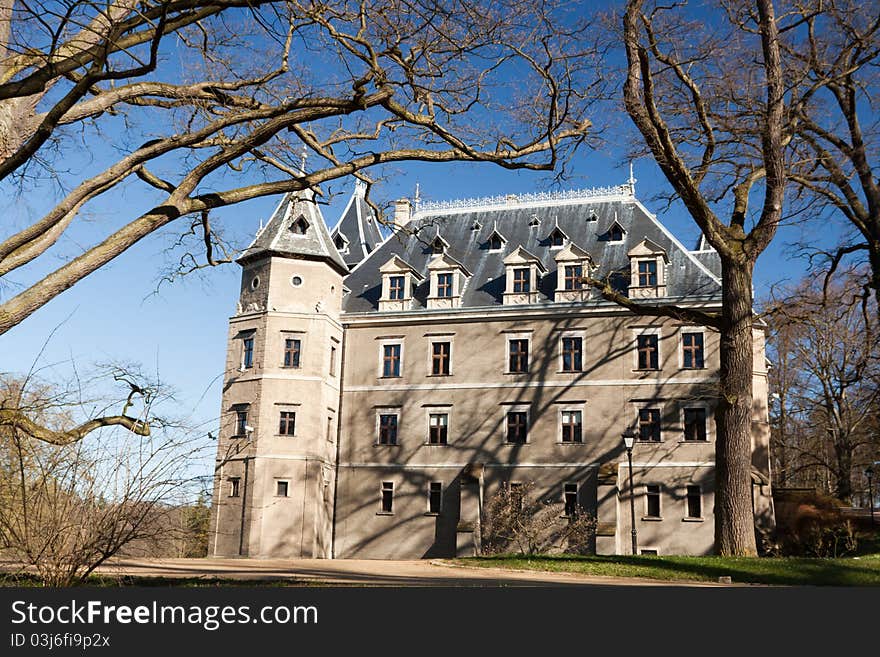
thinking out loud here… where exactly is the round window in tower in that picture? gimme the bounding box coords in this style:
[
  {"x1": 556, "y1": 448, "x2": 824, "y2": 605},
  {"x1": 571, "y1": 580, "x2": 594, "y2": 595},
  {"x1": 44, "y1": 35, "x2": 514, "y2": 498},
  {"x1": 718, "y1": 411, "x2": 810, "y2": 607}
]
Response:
[
  {"x1": 250, "y1": 276, "x2": 260, "y2": 290},
  {"x1": 291, "y1": 275, "x2": 303, "y2": 287}
]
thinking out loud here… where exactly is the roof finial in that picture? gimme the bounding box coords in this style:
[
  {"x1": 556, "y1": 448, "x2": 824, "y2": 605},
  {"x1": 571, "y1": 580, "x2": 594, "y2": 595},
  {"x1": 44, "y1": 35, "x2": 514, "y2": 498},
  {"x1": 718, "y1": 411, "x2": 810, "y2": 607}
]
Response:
[
  {"x1": 628, "y1": 161, "x2": 637, "y2": 196},
  {"x1": 298, "y1": 144, "x2": 308, "y2": 175},
  {"x1": 414, "y1": 183, "x2": 421, "y2": 212},
  {"x1": 354, "y1": 178, "x2": 367, "y2": 197}
]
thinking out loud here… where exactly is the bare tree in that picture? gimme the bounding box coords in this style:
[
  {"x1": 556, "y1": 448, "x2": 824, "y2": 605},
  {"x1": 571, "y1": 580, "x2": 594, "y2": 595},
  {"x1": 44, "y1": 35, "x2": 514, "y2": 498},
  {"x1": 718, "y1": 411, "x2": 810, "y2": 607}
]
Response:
[
  {"x1": 581, "y1": 0, "x2": 790, "y2": 555},
  {"x1": 764, "y1": 270, "x2": 880, "y2": 503},
  {"x1": 0, "y1": 372, "x2": 210, "y2": 586},
  {"x1": 0, "y1": 0, "x2": 593, "y2": 335}
]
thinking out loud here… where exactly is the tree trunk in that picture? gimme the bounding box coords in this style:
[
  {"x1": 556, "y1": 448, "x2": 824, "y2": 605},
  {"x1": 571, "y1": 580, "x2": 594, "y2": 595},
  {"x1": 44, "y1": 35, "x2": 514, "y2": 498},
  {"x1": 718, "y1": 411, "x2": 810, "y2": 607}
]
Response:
[
  {"x1": 833, "y1": 439, "x2": 853, "y2": 503},
  {"x1": 714, "y1": 259, "x2": 758, "y2": 556}
]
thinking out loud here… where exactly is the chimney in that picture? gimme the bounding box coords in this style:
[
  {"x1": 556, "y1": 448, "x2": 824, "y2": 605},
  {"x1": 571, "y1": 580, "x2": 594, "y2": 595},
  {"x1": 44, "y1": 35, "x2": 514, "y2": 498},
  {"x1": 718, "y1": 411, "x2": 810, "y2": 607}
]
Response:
[{"x1": 393, "y1": 198, "x2": 412, "y2": 228}]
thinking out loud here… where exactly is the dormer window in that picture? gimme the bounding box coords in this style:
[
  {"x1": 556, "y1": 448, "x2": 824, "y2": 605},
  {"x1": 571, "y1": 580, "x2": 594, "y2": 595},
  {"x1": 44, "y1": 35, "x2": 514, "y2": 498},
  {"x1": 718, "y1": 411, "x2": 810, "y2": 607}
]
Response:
[
  {"x1": 431, "y1": 238, "x2": 445, "y2": 254},
  {"x1": 549, "y1": 227, "x2": 567, "y2": 248},
  {"x1": 587, "y1": 210, "x2": 598, "y2": 222},
  {"x1": 291, "y1": 214, "x2": 309, "y2": 235},
  {"x1": 471, "y1": 220, "x2": 482, "y2": 231},
  {"x1": 426, "y1": 252, "x2": 472, "y2": 309},
  {"x1": 503, "y1": 246, "x2": 546, "y2": 305},
  {"x1": 553, "y1": 241, "x2": 594, "y2": 302},
  {"x1": 378, "y1": 255, "x2": 423, "y2": 311},
  {"x1": 528, "y1": 214, "x2": 541, "y2": 228},
  {"x1": 487, "y1": 228, "x2": 507, "y2": 252},
  {"x1": 334, "y1": 233, "x2": 350, "y2": 254},
  {"x1": 628, "y1": 239, "x2": 669, "y2": 299},
  {"x1": 608, "y1": 223, "x2": 624, "y2": 242}
]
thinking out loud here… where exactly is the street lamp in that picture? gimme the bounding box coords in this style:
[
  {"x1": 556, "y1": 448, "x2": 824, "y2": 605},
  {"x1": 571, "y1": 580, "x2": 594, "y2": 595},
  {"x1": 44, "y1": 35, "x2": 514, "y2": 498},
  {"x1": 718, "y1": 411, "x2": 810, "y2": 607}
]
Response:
[
  {"x1": 866, "y1": 466, "x2": 875, "y2": 527},
  {"x1": 622, "y1": 428, "x2": 638, "y2": 555}
]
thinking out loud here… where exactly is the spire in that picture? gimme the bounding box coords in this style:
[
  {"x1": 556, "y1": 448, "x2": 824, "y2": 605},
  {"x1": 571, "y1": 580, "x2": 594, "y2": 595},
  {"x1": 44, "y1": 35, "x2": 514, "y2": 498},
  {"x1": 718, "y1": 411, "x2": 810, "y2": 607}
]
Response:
[
  {"x1": 298, "y1": 144, "x2": 308, "y2": 175},
  {"x1": 414, "y1": 183, "x2": 421, "y2": 212},
  {"x1": 330, "y1": 181, "x2": 384, "y2": 268},
  {"x1": 354, "y1": 178, "x2": 367, "y2": 198},
  {"x1": 628, "y1": 161, "x2": 637, "y2": 196}
]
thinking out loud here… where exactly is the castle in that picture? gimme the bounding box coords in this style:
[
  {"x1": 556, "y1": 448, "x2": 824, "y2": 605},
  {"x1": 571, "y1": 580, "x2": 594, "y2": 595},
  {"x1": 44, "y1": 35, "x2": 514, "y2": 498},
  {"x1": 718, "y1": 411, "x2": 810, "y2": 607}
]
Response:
[{"x1": 208, "y1": 178, "x2": 774, "y2": 559}]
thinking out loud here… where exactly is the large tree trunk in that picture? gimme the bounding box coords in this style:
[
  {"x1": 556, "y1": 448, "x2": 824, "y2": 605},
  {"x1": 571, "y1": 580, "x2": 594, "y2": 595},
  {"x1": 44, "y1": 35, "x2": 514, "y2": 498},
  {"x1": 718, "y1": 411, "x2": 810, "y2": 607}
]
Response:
[
  {"x1": 714, "y1": 260, "x2": 758, "y2": 556},
  {"x1": 833, "y1": 439, "x2": 853, "y2": 503}
]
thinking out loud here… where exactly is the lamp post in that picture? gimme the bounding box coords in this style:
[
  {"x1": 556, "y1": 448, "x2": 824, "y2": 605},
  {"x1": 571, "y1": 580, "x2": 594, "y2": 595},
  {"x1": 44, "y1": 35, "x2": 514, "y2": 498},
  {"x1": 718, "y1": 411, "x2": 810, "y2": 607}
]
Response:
[
  {"x1": 622, "y1": 428, "x2": 638, "y2": 555},
  {"x1": 866, "y1": 466, "x2": 875, "y2": 528}
]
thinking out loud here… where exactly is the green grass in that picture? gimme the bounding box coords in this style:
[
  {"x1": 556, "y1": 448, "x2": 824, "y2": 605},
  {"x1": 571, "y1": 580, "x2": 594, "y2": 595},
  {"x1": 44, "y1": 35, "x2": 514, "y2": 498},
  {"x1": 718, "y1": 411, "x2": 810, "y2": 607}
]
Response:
[
  {"x1": 452, "y1": 553, "x2": 880, "y2": 586},
  {"x1": 0, "y1": 573, "x2": 341, "y2": 588}
]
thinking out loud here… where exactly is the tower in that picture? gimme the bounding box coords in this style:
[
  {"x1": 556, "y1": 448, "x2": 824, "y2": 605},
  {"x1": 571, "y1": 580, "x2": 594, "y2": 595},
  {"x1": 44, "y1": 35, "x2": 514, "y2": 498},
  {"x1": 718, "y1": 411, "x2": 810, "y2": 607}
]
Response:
[{"x1": 209, "y1": 190, "x2": 348, "y2": 558}]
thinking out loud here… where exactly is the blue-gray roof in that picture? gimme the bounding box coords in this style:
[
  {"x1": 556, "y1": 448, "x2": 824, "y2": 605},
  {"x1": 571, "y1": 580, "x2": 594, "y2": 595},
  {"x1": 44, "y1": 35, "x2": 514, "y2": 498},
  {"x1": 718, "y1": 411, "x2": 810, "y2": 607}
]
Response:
[
  {"x1": 342, "y1": 191, "x2": 722, "y2": 313},
  {"x1": 330, "y1": 184, "x2": 385, "y2": 269}
]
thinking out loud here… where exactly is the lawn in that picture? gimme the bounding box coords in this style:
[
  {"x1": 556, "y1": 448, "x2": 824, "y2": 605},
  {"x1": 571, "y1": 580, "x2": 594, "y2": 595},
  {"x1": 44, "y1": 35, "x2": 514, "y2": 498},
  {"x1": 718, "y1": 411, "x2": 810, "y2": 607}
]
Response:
[{"x1": 452, "y1": 553, "x2": 880, "y2": 586}]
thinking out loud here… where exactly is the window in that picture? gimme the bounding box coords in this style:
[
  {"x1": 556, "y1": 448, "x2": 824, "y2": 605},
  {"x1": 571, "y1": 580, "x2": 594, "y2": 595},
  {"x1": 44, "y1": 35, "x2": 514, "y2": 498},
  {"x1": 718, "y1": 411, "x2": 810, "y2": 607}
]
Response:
[
  {"x1": 378, "y1": 414, "x2": 398, "y2": 445},
  {"x1": 683, "y1": 408, "x2": 708, "y2": 442},
  {"x1": 388, "y1": 275, "x2": 405, "y2": 300},
  {"x1": 380, "y1": 481, "x2": 394, "y2": 513},
  {"x1": 506, "y1": 411, "x2": 528, "y2": 444},
  {"x1": 686, "y1": 485, "x2": 702, "y2": 519},
  {"x1": 330, "y1": 345, "x2": 337, "y2": 376},
  {"x1": 564, "y1": 483, "x2": 578, "y2": 517},
  {"x1": 431, "y1": 238, "x2": 445, "y2": 254},
  {"x1": 276, "y1": 480, "x2": 289, "y2": 497},
  {"x1": 428, "y1": 413, "x2": 448, "y2": 445},
  {"x1": 229, "y1": 478, "x2": 240, "y2": 498},
  {"x1": 326, "y1": 415, "x2": 334, "y2": 442},
  {"x1": 279, "y1": 411, "x2": 296, "y2": 436},
  {"x1": 283, "y1": 338, "x2": 301, "y2": 368},
  {"x1": 242, "y1": 336, "x2": 254, "y2": 369},
  {"x1": 550, "y1": 229, "x2": 565, "y2": 248},
  {"x1": 609, "y1": 224, "x2": 624, "y2": 242},
  {"x1": 234, "y1": 409, "x2": 248, "y2": 436},
  {"x1": 638, "y1": 408, "x2": 661, "y2": 442},
  {"x1": 561, "y1": 410, "x2": 582, "y2": 443},
  {"x1": 512, "y1": 268, "x2": 531, "y2": 293},
  {"x1": 382, "y1": 344, "x2": 402, "y2": 377},
  {"x1": 436, "y1": 272, "x2": 453, "y2": 298},
  {"x1": 682, "y1": 332, "x2": 704, "y2": 369},
  {"x1": 637, "y1": 260, "x2": 657, "y2": 286},
  {"x1": 291, "y1": 215, "x2": 309, "y2": 234},
  {"x1": 431, "y1": 341, "x2": 451, "y2": 375},
  {"x1": 563, "y1": 265, "x2": 584, "y2": 290},
  {"x1": 428, "y1": 482, "x2": 442, "y2": 514},
  {"x1": 489, "y1": 234, "x2": 504, "y2": 251},
  {"x1": 508, "y1": 339, "x2": 529, "y2": 373},
  {"x1": 645, "y1": 484, "x2": 661, "y2": 518},
  {"x1": 636, "y1": 334, "x2": 659, "y2": 370},
  {"x1": 561, "y1": 336, "x2": 582, "y2": 372}
]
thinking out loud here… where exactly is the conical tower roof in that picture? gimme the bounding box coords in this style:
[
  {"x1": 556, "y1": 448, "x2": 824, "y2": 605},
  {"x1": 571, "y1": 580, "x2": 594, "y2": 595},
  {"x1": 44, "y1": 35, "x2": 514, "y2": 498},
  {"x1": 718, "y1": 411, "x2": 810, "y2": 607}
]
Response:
[{"x1": 330, "y1": 181, "x2": 384, "y2": 269}]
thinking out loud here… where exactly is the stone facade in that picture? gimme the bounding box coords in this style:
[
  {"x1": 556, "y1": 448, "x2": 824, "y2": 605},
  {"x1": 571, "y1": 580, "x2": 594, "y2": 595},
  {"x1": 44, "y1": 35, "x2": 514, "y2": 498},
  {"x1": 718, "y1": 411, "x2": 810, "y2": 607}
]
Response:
[{"x1": 209, "y1": 182, "x2": 774, "y2": 559}]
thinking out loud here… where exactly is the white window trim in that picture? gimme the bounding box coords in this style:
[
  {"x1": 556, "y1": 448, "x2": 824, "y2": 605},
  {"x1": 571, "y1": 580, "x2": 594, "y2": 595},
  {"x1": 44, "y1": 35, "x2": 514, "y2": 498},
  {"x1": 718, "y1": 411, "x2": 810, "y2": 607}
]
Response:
[
  {"x1": 424, "y1": 406, "x2": 452, "y2": 445},
  {"x1": 631, "y1": 327, "x2": 662, "y2": 371},
  {"x1": 375, "y1": 407, "x2": 402, "y2": 446},
  {"x1": 430, "y1": 269, "x2": 460, "y2": 298},
  {"x1": 427, "y1": 337, "x2": 454, "y2": 377},
  {"x1": 378, "y1": 339, "x2": 405, "y2": 379},
  {"x1": 557, "y1": 405, "x2": 585, "y2": 444},
  {"x1": 678, "y1": 326, "x2": 707, "y2": 370},
  {"x1": 427, "y1": 481, "x2": 443, "y2": 514},
  {"x1": 562, "y1": 481, "x2": 579, "y2": 516},
  {"x1": 680, "y1": 402, "x2": 713, "y2": 442},
  {"x1": 503, "y1": 405, "x2": 530, "y2": 444},
  {"x1": 684, "y1": 483, "x2": 704, "y2": 520},
  {"x1": 382, "y1": 273, "x2": 412, "y2": 302},
  {"x1": 558, "y1": 331, "x2": 586, "y2": 373},
  {"x1": 274, "y1": 479, "x2": 290, "y2": 497},
  {"x1": 632, "y1": 257, "x2": 663, "y2": 288},
  {"x1": 505, "y1": 333, "x2": 532, "y2": 374},
  {"x1": 378, "y1": 481, "x2": 395, "y2": 515},
  {"x1": 632, "y1": 402, "x2": 665, "y2": 443}
]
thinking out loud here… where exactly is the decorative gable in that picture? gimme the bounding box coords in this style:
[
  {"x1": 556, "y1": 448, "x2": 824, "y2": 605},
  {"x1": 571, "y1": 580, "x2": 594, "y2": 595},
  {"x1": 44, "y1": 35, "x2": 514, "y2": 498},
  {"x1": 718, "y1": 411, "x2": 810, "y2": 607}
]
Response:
[
  {"x1": 378, "y1": 255, "x2": 424, "y2": 311},
  {"x1": 627, "y1": 238, "x2": 669, "y2": 299},
  {"x1": 426, "y1": 252, "x2": 472, "y2": 309},
  {"x1": 502, "y1": 246, "x2": 546, "y2": 306},
  {"x1": 547, "y1": 225, "x2": 568, "y2": 249},
  {"x1": 554, "y1": 242, "x2": 594, "y2": 302},
  {"x1": 604, "y1": 220, "x2": 626, "y2": 243},
  {"x1": 429, "y1": 230, "x2": 450, "y2": 254},
  {"x1": 487, "y1": 226, "x2": 507, "y2": 252}
]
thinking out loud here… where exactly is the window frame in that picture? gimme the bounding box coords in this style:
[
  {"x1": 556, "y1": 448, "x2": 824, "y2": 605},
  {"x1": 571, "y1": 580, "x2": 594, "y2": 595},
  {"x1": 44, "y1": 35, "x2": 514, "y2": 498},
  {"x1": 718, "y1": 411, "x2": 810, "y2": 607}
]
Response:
[
  {"x1": 512, "y1": 267, "x2": 531, "y2": 293},
  {"x1": 229, "y1": 477, "x2": 241, "y2": 498},
  {"x1": 644, "y1": 484, "x2": 662, "y2": 519},
  {"x1": 233, "y1": 407, "x2": 249, "y2": 437},
  {"x1": 436, "y1": 272, "x2": 453, "y2": 298},
  {"x1": 637, "y1": 259, "x2": 658, "y2": 287},
  {"x1": 560, "y1": 334, "x2": 584, "y2": 373},
  {"x1": 379, "y1": 481, "x2": 394, "y2": 514},
  {"x1": 685, "y1": 484, "x2": 703, "y2": 520},
  {"x1": 680, "y1": 329, "x2": 706, "y2": 370},
  {"x1": 559, "y1": 408, "x2": 584, "y2": 444},
  {"x1": 387, "y1": 275, "x2": 406, "y2": 300},
  {"x1": 329, "y1": 339, "x2": 338, "y2": 377},
  {"x1": 507, "y1": 336, "x2": 530, "y2": 374},
  {"x1": 682, "y1": 405, "x2": 710, "y2": 442},
  {"x1": 637, "y1": 407, "x2": 662, "y2": 443},
  {"x1": 427, "y1": 482, "x2": 443, "y2": 515},
  {"x1": 282, "y1": 336, "x2": 302, "y2": 369},
  {"x1": 504, "y1": 408, "x2": 530, "y2": 445},
  {"x1": 275, "y1": 480, "x2": 290, "y2": 497},
  {"x1": 278, "y1": 410, "x2": 296, "y2": 436},
  {"x1": 430, "y1": 340, "x2": 452, "y2": 376},
  {"x1": 563, "y1": 482, "x2": 579, "y2": 517},
  {"x1": 563, "y1": 264, "x2": 584, "y2": 290},
  {"x1": 375, "y1": 408, "x2": 401, "y2": 446},
  {"x1": 378, "y1": 340, "x2": 404, "y2": 378},
  {"x1": 426, "y1": 410, "x2": 450, "y2": 445},
  {"x1": 241, "y1": 334, "x2": 255, "y2": 370},
  {"x1": 633, "y1": 329, "x2": 661, "y2": 371}
]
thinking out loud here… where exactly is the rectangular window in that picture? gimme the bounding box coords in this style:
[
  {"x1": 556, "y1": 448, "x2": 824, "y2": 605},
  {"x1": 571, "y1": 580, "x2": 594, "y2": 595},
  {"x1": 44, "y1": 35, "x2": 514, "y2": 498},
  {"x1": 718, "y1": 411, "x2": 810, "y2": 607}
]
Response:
[
  {"x1": 330, "y1": 345, "x2": 337, "y2": 376},
  {"x1": 380, "y1": 481, "x2": 394, "y2": 513},
  {"x1": 283, "y1": 338, "x2": 301, "y2": 368},
  {"x1": 561, "y1": 337, "x2": 583, "y2": 372},
  {"x1": 564, "y1": 265, "x2": 584, "y2": 290},
  {"x1": 637, "y1": 334, "x2": 659, "y2": 370},
  {"x1": 683, "y1": 408, "x2": 708, "y2": 442},
  {"x1": 682, "y1": 332, "x2": 704, "y2": 369},
  {"x1": 686, "y1": 485, "x2": 702, "y2": 519},
  {"x1": 564, "y1": 483, "x2": 578, "y2": 517},
  {"x1": 428, "y1": 482, "x2": 442, "y2": 514},
  {"x1": 389, "y1": 275, "x2": 405, "y2": 300},
  {"x1": 229, "y1": 478, "x2": 240, "y2": 498},
  {"x1": 378, "y1": 414, "x2": 398, "y2": 445},
  {"x1": 506, "y1": 411, "x2": 528, "y2": 444},
  {"x1": 437, "y1": 273, "x2": 453, "y2": 298},
  {"x1": 508, "y1": 339, "x2": 529, "y2": 373},
  {"x1": 638, "y1": 408, "x2": 661, "y2": 442},
  {"x1": 428, "y1": 413, "x2": 448, "y2": 445},
  {"x1": 512, "y1": 267, "x2": 531, "y2": 293},
  {"x1": 279, "y1": 411, "x2": 296, "y2": 436},
  {"x1": 382, "y1": 344, "x2": 402, "y2": 377},
  {"x1": 326, "y1": 415, "x2": 334, "y2": 442},
  {"x1": 242, "y1": 336, "x2": 254, "y2": 369},
  {"x1": 276, "y1": 480, "x2": 289, "y2": 497},
  {"x1": 645, "y1": 484, "x2": 661, "y2": 518},
  {"x1": 431, "y1": 341, "x2": 451, "y2": 375},
  {"x1": 638, "y1": 260, "x2": 657, "y2": 286},
  {"x1": 561, "y1": 410, "x2": 582, "y2": 443},
  {"x1": 235, "y1": 409, "x2": 248, "y2": 436}
]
